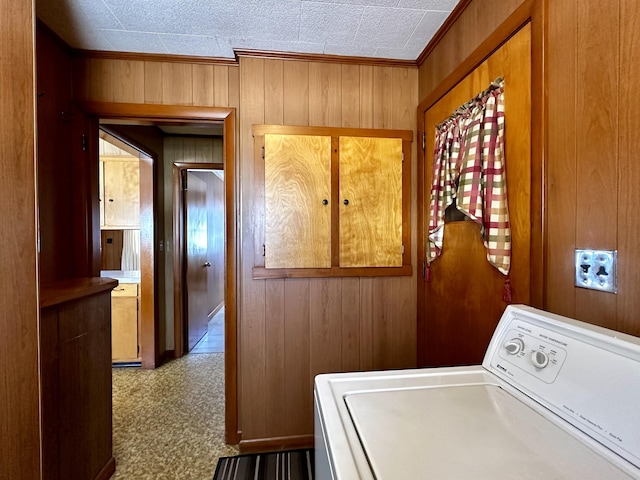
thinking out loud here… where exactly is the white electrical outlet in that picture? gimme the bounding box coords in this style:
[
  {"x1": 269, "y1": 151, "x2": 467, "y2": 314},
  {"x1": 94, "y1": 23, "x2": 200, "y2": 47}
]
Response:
[{"x1": 575, "y1": 249, "x2": 617, "y2": 293}]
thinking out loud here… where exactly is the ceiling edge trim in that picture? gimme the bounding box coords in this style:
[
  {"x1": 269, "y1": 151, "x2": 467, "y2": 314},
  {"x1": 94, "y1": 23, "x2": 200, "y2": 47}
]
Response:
[
  {"x1": 416, "y1": 0, "x2": 473, "y2": 67},
  {"x1": 230, "y1": 49, "x2": 417, "y2": 68},
  {"x1": 73, "y1": 49, "x2": 240, "y2": 66}
]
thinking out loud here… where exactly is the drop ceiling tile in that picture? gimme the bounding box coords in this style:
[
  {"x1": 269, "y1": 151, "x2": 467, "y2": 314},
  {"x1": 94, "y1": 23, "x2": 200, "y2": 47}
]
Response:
[
  {"x1": 235, "y1": 0, "x2": 301, "y2": 42},
  {"x1": 102, "y1": 0, "x2": 221, "y2": 36},
  {"x1": 300, "y1": 3, "x2": 364, "y2": 45},
  {"x1": 99, "y1": 30, "x2": 169, "y2": 54},
  {"x1": 231, "y1": 38, "x2": 325, "y2": 55},
  {"x1": 159, "y1": 34, "x2": 228, "y2": 58},
  {"x1": 354, "y1": 6, "x2": 422, "y2": 49},
  {"x1": 397, "y1": 0, "x2": 458, "y2": 9},
  {"x1": 333, "y1": 0, "x2": 400, "y2": 6},
  {"x1": 373, "y1": 45, "x2": 419, "y2": 60},
  {"x1": 403, "y1": 10, "x2": 448, "y2": 51},
  {"x1": 324, "y1": 43, "x2": 377, "y2": 57}
]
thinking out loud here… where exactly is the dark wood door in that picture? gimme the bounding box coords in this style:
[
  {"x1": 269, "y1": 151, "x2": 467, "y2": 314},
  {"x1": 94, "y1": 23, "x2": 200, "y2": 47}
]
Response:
[
  {"x1": 185, "y1": 171, "x2": 210, "y2": 351},
  {"x1": 419, "y1": 24, "x2": 532, "y2": 367}
]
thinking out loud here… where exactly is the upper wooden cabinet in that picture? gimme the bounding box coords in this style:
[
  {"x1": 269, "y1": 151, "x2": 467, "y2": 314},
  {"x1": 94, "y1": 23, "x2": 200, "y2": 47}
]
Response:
[
  {"x1": 253, "y1": 125, "x2": 412, "y2": 278},
  {"x1": 100, "y1": 157, "x2": 140, "y2": 229}
]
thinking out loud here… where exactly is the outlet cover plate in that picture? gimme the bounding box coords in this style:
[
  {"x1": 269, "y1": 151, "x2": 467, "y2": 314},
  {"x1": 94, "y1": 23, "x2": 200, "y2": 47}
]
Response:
[{"x1": 575, "y1": 249, "x2": 617, "y2": 293}]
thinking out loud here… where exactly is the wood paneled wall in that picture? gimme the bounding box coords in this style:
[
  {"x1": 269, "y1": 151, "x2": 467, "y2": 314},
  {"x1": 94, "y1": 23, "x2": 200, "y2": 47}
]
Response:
[
  {"x1": 418, "y1": 0, "x2": 526, "y2": 101},
  {"x1": 546, "y1": 0, "x2": 639, "y2": 335},
  {"x1": 0, "y1": 0, "x2": 40, "y2": 478},
  {"x1": 419, "y1": 0, "x2": 640, "y2": 338},
  {"x1": 238, "y1": 57, "x2": 418, "y2": 443},
  {"x1": 75, "y1": 54, "x2": 418, "y2": 445}
]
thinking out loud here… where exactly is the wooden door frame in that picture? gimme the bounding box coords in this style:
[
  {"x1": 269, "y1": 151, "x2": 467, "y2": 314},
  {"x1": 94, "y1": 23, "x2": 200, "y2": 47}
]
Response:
[
  {"x1": 80, "y1": 102, "x2": 239, "y2": 445},
  {"x1": 416, "y1": 0, "x2": 546, "y2": 365}
]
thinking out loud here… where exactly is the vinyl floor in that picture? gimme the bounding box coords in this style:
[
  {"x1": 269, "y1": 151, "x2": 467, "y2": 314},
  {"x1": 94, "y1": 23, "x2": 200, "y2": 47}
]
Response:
[{"x1": 112, "y1": 350, "x2": 238, "y2": 479}]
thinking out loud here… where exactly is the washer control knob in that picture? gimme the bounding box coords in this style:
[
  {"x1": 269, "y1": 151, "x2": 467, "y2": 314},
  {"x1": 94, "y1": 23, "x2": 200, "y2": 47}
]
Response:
[
  {"x1": 531, "y1": 350, "x2": 549, "y2": 369},
  {"x1": 504, "y1": 338, "x2": 525, "y2": 355}
]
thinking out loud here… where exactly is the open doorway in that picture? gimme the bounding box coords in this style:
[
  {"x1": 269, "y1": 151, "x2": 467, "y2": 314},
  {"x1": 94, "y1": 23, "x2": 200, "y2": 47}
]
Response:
[
  {"x1": 182, "y1": 168, "x2": 225, "y2": 355},
  {"x1": 81, "y1": 102, "x2": 238, "y2": 445},
  {"x1": 98, "y1": 131, "x2": 149, "y2": 367}
]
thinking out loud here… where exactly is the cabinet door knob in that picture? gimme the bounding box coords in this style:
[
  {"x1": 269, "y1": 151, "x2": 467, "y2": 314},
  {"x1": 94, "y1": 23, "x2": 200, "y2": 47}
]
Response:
[
  {"x1": 343, "y1": 199, "x2": 349, "y2": 205},
  {"x1": 203, "y1": 262, "x2": 211, "y2": 267},
  {"x1": 322, "y1": 199, "x2": 328, "y2": 205}
]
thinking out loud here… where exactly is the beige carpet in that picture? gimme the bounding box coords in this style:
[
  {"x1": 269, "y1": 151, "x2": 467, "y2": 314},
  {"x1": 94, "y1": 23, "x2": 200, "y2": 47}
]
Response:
[{"x1": 112, "y1": 353, "x2": 238, "y2": 479}]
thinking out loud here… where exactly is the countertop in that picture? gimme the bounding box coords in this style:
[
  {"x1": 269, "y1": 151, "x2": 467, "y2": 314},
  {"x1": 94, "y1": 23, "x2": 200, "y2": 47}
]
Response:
[
  {"x1": 100, "y1": 270, "x2": 141, "y2": 284},
  {"x1": 40, "y1": 277, "x2": 119, "y2": 308}
]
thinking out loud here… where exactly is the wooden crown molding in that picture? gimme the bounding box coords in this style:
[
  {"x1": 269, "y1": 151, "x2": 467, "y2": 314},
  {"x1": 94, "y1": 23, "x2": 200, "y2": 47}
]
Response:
[
  {"x1": 234, "y1": 48, "x2": 417, "y2": 68},
  {"x1": 416, "y1": 0, "x2": 473, "y2": 67},
  {"x1": 74, "y1": 48, "x2": 240, "y2": 66}
]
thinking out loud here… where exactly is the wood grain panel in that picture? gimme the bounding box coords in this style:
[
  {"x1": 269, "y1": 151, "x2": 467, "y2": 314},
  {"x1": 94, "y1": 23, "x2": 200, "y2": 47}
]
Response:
[
  {"x1": 309, "y1": 279, "x2": 342, "y2": 376},
  {"x1": 239, "y1": 56, "x2": 267, "y2": 438},
  {"x1": 162, "y1": 62, "x2": 193, "y2": 105},
  {"x1": 111, "y1": 60, "x2": 145, "y2": 103},
  {"x1": 421, "y1": 25, "x2": 532, "y2": 366},
  {"x1": 264, "y1": 60, "x2": 284, "y2": 124},
  {"x1": 144, "y1": 61, "x2": 163, "y2": 104},
  {"x1": 309, "y1": 62, "x2": 341, "y2": 127},
  {"x1": 341, "y1": 64, "x2": 360, "y2": 127},
  {"x1": 417, "y1": 0, "x2": 526, "y2": 99},
  {"x1": 283, "y1": 61, "x2": 309, "y2": 126},
  {"x1": 214, "y1": 65, "x2": 230, "y2": 107},
  {"x1": 545, "y1": 0, "x2": 578, "y2": 318},
  {"x1": 192, "y1": 64, "x2": 214, "y2": 106},
  {"x1": 264, "y1": 134, "x2": 332, "y2": 268},
  {"x1": 618, "y1": 0, "x2": 640, "y2": 337},
  {"x1": 574, "y1": 1, "x2": 619, "y2": 326},
  {"x1": 339, "y1": 136, "x2": 403, "y2": 267},
  {"x1": 283, "y1": 278, "x2": 312, "y2": 434},
  {"x1": 264, "y1": 280, "x2": 286, "y2": 437},
  {"x1": 1, "y1": 0, "x2": 39, "y2": 476}
]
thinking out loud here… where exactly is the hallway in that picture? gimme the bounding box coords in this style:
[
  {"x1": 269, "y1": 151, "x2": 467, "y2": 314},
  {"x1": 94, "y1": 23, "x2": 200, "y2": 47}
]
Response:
[{"x1": 111, "y1": 350, "x2": 237, "y2": 479}]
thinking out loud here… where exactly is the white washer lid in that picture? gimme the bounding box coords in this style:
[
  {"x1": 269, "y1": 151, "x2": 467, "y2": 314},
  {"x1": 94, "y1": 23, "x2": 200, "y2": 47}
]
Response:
[{"x1": 344, "y1": 384, "x2": 635, "y2": 479}]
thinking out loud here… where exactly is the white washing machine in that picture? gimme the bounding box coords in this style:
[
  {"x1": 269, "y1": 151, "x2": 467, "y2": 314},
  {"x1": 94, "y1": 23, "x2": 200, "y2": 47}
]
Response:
[{"x1": 314, "y1": 305, "x2": 640, "y2": 479}]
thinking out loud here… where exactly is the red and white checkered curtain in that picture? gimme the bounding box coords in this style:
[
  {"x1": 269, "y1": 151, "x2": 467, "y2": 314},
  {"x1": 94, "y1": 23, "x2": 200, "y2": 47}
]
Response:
[{"x1": 427, "y1": 78, "x2": 511, "y2": 281}]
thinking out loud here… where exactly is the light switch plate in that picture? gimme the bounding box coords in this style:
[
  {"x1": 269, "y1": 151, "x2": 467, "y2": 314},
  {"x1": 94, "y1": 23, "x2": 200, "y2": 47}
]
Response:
[{"x1": 575, "y1": 249, "x2": 617, "y2": 293}]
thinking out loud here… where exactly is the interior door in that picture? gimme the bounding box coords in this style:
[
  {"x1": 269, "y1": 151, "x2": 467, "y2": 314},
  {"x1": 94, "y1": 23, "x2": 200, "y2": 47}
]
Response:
[
  {"x1": 185, "y1": 170, "x2": 210, "y2": 351},
  {"x1": 419, "y1": 24, "x2": 532, "y2": 366}
]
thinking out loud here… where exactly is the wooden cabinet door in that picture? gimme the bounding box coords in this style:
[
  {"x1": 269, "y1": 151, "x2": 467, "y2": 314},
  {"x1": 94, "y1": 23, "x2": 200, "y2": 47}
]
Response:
[
  {"x1": 339, "y1": 136, "x2": 403, "y2": 267},
  {"x1": 111, "y1": 283, "x2": 139, "y2": 361},
  {"x1": 264, "y1": 134, "x2": 332, "y2": 268},
  {"x1": 103, "y1": 159, "x2": 140, "y2": 228}
]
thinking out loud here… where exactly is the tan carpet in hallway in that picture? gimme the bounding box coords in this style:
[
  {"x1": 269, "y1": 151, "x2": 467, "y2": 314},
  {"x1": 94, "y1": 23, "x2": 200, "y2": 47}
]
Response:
[{"x1": 112, "y1": 353, "x2": 238, "y2": 479}]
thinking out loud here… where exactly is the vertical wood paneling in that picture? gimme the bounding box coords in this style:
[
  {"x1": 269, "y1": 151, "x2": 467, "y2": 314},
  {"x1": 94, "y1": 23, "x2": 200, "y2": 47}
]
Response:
[
  {"x1": 283, "y1": 279, "x2": 312, "y2": 433},
  {"x1": 239, "y1": 57, "x2": 267, "y2": 438},
  {"x1": 112, "y1": 60, "x2": 145, "y2": 103},
  {"x1": 417, "y1": 0, "x2": 526, "y2": 99},
  {"x1": 309, "y1": 62, "x2": 341, "y2": 126},
  {"x1": 144, "y1": 61, "x2": 163, "y2": 104},
  {"x1": 76, "y1": 52, "x2": 419, "y2": 444},
  {"x1": 341, "y1": 65, "x2": 360, "y2": 128},
  {"x1": 574, "y1": 2, "x2": 619, "y2": 329},
  {"x1": 262, "y1": 58, "x2": 287, "y2": 437},
  {"x1": 283, "y1": 62, "x2": 309, "y2": 125},
  {"x1": 214, "y1": 65, "x2": 230, "y2": 107},
  {"x1": 162, "y1": 63, "x2": 193, "y2": 105},
  {"x1": 618, "y1": 0, "x2": 640, "y2": 337},
  {"x1": 1, "y1": 0, "x2": 40, "y2": 477},
  {"x1": 264, "y1": 60, "x2": 284, "y2": 123},
  {"x1": 192, "y1": 64, "x2": 214, "y2": 106}
]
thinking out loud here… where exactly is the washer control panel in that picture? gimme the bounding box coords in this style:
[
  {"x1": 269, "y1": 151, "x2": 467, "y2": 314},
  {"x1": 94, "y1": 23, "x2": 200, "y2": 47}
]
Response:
[{"x1": 495, "y1": 327, "x2": 567, "y2": 384}]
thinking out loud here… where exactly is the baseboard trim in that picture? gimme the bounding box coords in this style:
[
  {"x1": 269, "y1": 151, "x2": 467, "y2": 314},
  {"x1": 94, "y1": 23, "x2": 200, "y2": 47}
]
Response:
[
  {"x1": 94, "y1": 456, "x2": 115, "y2": 480},
  {"x1": 238, "y1": 434, "x2": 314, "y2": 454}
]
